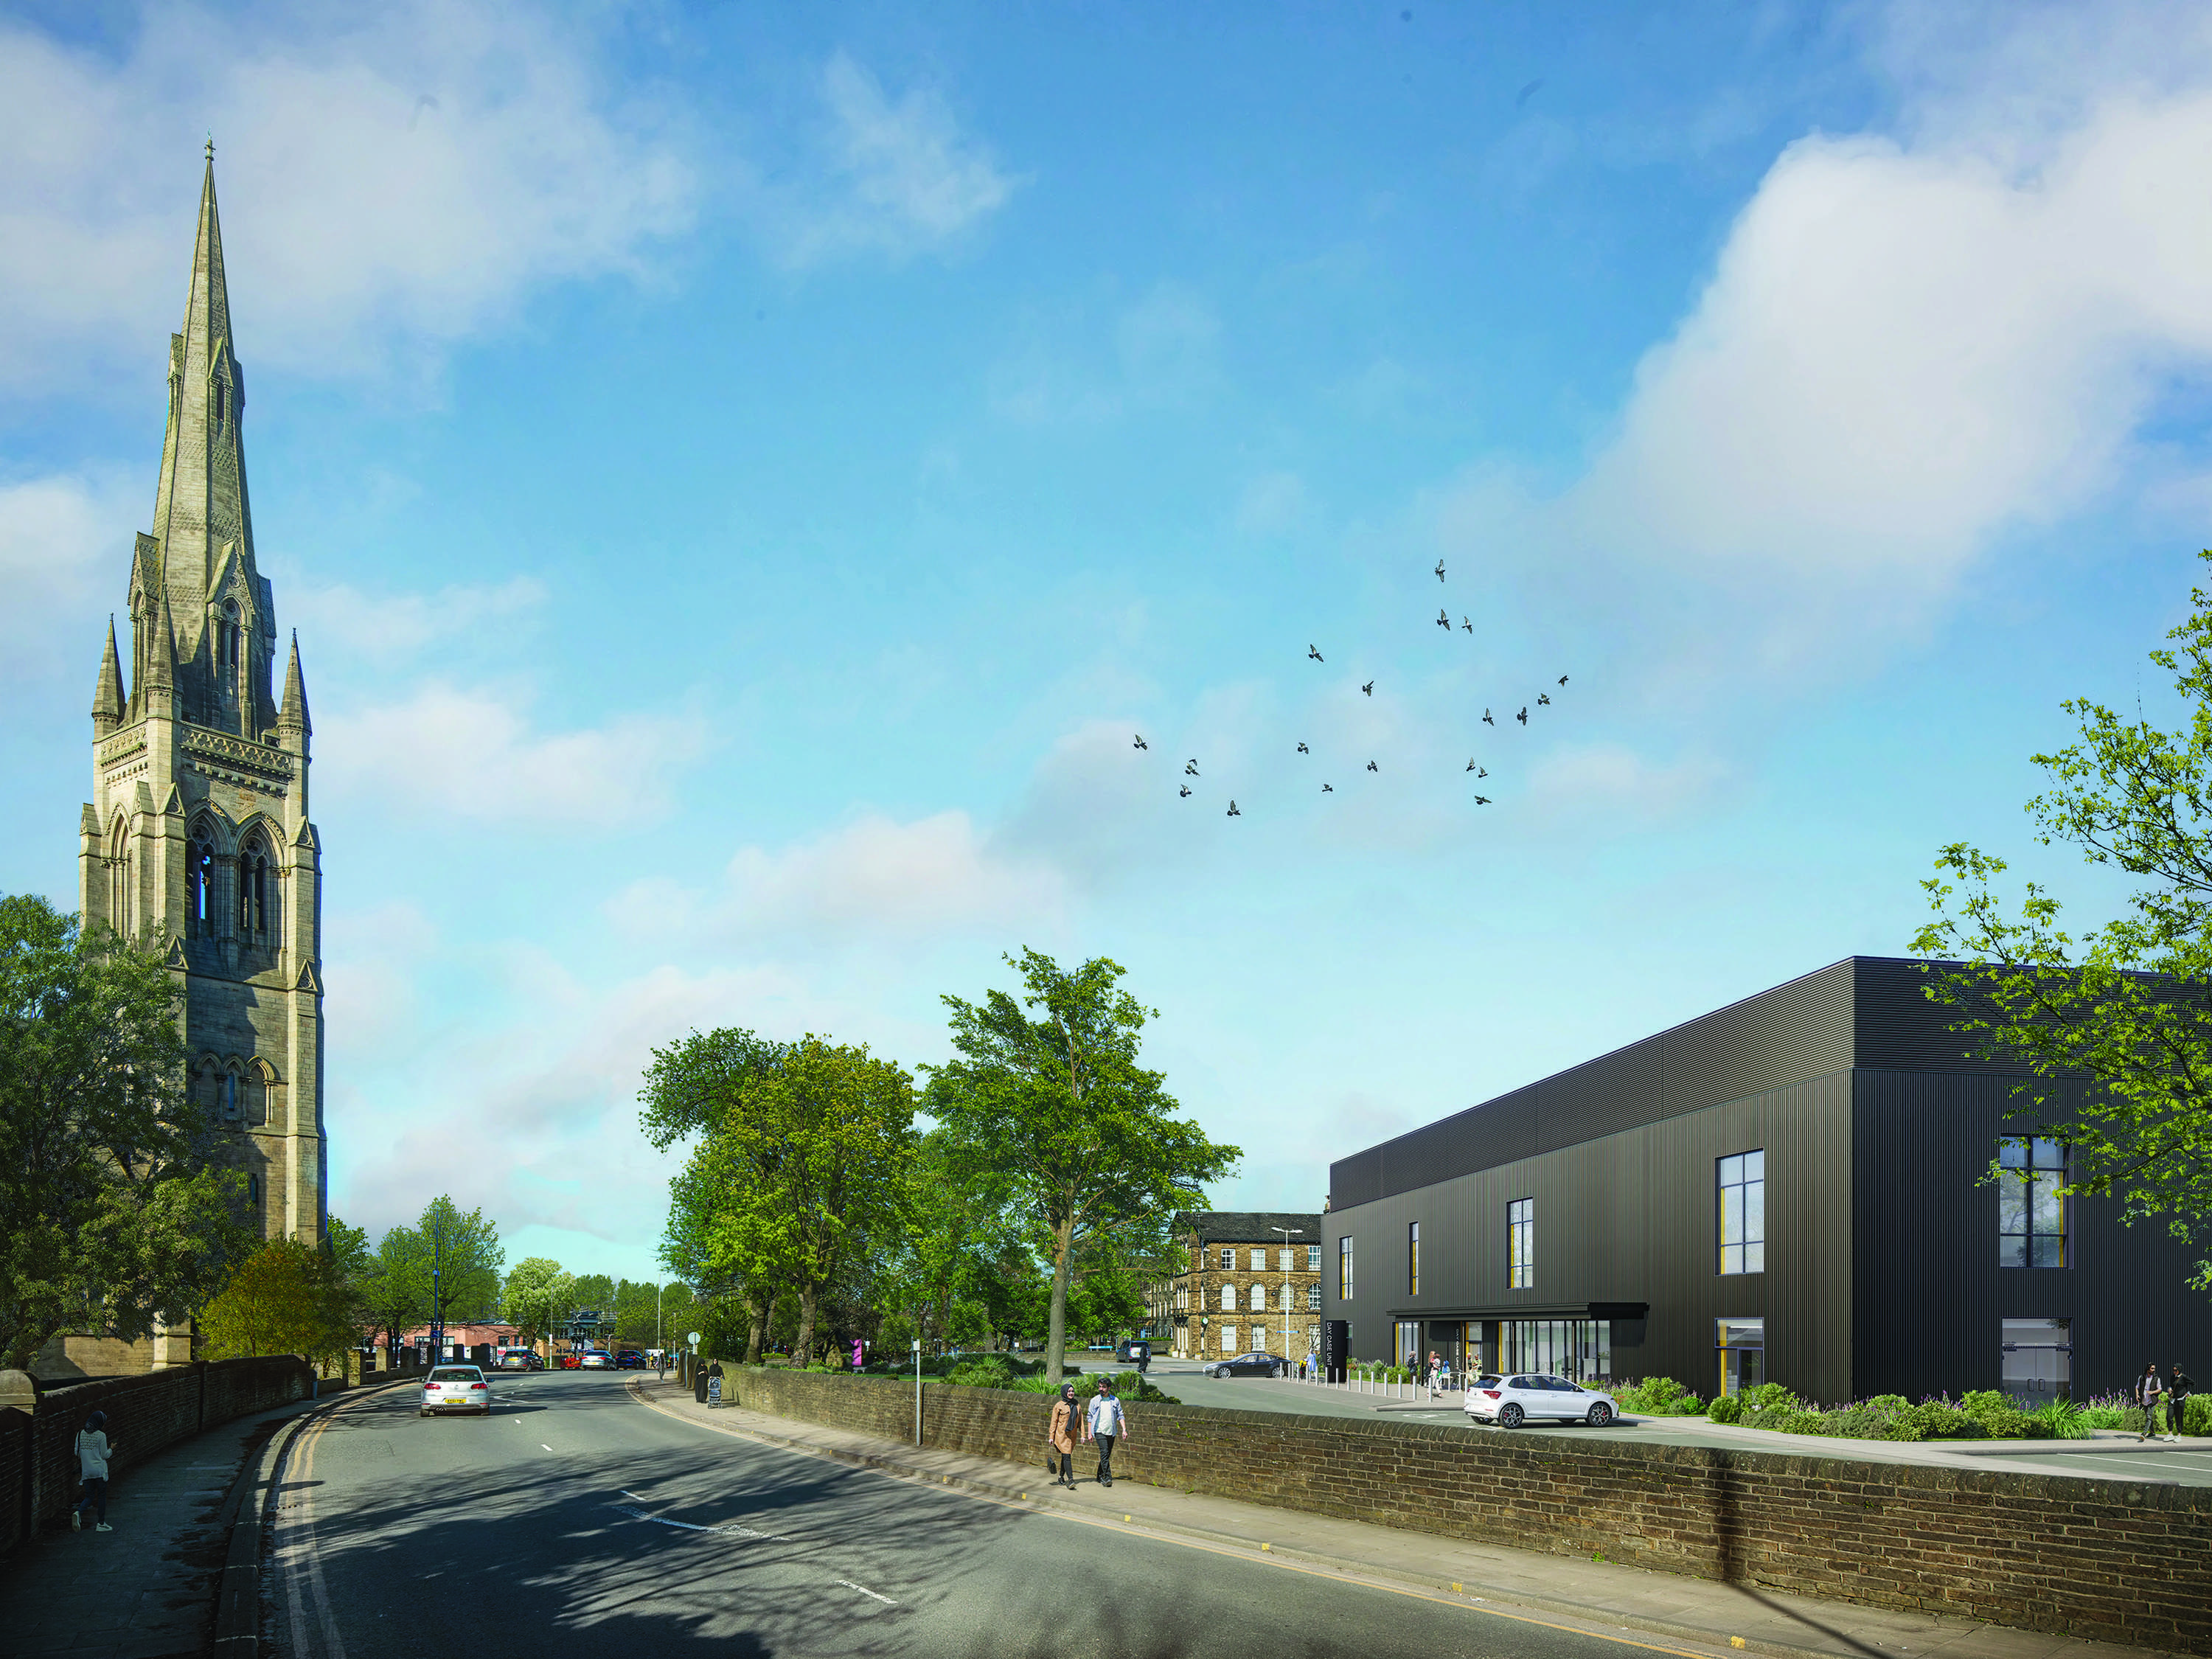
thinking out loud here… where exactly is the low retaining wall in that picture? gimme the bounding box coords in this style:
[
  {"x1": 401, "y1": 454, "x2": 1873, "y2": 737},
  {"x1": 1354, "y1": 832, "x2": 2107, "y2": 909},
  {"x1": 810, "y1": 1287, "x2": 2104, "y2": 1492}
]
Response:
[
  {"x1": 0, "y1": 1356, "x2": 314, "y2": 1554},
  {"x1": 723, "y1": 1366, "x2": 2212, "y2": 1653}
]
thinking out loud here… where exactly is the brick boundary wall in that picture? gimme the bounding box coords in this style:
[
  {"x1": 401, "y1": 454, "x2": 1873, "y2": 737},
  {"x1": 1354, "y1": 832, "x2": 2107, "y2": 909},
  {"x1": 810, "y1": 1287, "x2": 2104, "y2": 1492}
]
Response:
[
  {"x1": 721, "y1": 1366, "x2": 2212, "y2": 1653},
  {"x1": 0, "y1": 1356, "x2": 313, "y2": 1554}
]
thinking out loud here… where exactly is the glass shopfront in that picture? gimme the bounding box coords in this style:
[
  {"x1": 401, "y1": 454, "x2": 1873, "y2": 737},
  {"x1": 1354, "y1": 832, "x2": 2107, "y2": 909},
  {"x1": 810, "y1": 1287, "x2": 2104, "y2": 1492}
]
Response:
[
  {"x1": 1499, "y1": 1318, "x2": 1611, "y2": 1382},
  {"x1": 1717, "y1": 1316, "x2": 1765, "y2": 1397}
]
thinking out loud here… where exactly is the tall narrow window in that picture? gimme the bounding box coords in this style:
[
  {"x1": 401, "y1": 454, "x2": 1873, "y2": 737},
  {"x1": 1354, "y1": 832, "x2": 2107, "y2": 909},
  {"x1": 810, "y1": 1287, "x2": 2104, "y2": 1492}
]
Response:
[
  {"x1": 1306, "y1": 1243, "x2": 1321, "y2": 1273},
  {"x1": 1408, "y1": 1221, "x2": 1421, "y2": 1295},
  {"x1": 240, "y1": 847, "x2": 268, "y2": 934},
  {"x1": 1338, "y1": 1235, "x2": 1354, "y2": 1301},
  {"x1": 221, "y1": 1073, "x2": 240, "y2": 1122},
  {"x1": 1248, "y1": 1248, "x2": 1265, "y2": 1272},
  {"x1": 1220, "y1": 1284, "x2": 1234, "y2": 1312},
  {"x1": 212, "y1": 380, "x2": 228, "y2": 429},
  {"x1": 1507, "y1": 1197, "x2": 1534, "y2": 1289},
  {"x1": 1306, "y1": 1284, "x2": 1321, "y2": 1311},
  {"x1": 1718, "y1": 1150, "x2": 1766, "y2": 1275},
  {"x1": 1219, "y1": 1248, "x2": 1234, "y2": 1271},
  {"x1": 188, "y1": 838, "x2": 215, "y2": 934},
  {"x1": 1999, "y1": 1138, "x2": 2069, "y2": 1267},
  {"x1": 247, "y1": 1174, "x2": 261, "y2": 1206}
]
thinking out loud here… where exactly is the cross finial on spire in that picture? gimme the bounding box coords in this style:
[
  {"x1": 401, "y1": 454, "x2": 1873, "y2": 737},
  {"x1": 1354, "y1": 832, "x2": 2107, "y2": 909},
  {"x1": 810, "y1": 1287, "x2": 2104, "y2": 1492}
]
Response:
[{"x1": 205, "y1": 133, "x2": 215, "y2": 161}]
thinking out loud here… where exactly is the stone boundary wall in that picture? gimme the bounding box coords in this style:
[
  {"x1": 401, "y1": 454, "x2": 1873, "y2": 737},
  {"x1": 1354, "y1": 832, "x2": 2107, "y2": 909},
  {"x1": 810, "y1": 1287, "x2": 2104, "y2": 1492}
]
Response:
[
  {"x1": 0, "y1": 1356, "x2": 315, "y2": 1554},
  {"x1": 722, "y1": 1366, "x2": 2212, "y2": 1653}
]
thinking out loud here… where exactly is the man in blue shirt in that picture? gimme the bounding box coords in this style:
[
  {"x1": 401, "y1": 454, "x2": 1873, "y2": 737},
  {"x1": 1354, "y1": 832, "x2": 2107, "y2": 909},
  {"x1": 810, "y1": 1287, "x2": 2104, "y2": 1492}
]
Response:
[{"x1": 1085, "y1": 1380, "x2": 1130, "y2": 1487}]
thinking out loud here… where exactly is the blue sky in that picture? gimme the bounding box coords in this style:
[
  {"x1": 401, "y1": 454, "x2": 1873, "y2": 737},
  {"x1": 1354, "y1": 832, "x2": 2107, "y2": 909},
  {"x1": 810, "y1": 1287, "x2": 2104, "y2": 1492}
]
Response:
[{"x1": 4, "y1": 0, "x2": 2211, "y2": 1284}]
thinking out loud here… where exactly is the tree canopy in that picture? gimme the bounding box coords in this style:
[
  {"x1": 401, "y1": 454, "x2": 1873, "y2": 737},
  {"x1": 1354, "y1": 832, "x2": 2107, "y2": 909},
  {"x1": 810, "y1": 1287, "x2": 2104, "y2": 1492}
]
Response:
[
  {"x1": 1916, "y1": 549, "x2": 2212, "y2": 1285},
  {"x1": 925, "y1": 949, "x2": 1239, "y2": 1382},
  {"x1": 200, "y1": 1237, "x2": 355, "y2": 1368},
  {"x1": 417, "y1": 1195, "x2": 504, "y2": 1327},
  {"x1": 0, "y1": 894, "x2": 254, "y2": 1368}
]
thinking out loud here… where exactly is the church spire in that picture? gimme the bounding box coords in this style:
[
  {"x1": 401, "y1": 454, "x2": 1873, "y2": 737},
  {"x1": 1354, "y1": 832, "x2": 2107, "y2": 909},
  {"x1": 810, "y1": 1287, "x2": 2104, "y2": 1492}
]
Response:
[
  {"x1": 147, "y1": 145, "x2": 255, "y2": 640},
  {"x1": 278, "y1": 630, "x2": 311, "y2": 738},
  {"x1": 92, "y1": 617, "x2": 125, "y2": 736}
]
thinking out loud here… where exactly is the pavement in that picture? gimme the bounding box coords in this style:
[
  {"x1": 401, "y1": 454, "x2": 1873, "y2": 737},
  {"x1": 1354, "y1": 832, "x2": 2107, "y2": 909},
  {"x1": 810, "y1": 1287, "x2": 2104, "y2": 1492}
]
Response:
[
  {"x1": 1142, "y1": 1361, "x2": 2212, "y2": 1486},
  {"x1": 625, "y1": 1374, "x2": 2152, "y2": 1659},
  {"x1": 0, "y1": 1381, "x2": 346, "y2": 1659}
]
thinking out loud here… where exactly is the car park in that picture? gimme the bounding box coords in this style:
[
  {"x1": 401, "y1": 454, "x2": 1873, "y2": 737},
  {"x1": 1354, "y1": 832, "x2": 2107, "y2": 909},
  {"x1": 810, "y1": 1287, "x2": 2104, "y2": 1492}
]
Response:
[
  {"x1": 420, "y1": 1365, "x2": 492, "y2": 1416},
  {"x1": 1203, "y1": 1350, "x2": 1287, "y2": 1379},
  {"x1": 1464, "y1": 1372, "x2": 1618, "y2": 1428}
]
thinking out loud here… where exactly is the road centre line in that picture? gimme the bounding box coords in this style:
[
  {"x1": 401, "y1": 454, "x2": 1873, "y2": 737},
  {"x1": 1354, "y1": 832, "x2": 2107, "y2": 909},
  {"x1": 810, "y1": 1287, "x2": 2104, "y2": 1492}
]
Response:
[
  {"x1": 622, "y1": 1380, "x2": 1713, "y2": 1658},
  {"x1": 836, "y1": 1579, "x2": 899, "y2": 1605}
]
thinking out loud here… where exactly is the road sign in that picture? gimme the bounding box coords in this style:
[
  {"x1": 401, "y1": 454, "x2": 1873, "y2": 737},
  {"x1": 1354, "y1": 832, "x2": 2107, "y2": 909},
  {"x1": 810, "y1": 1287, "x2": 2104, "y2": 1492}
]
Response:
[{"x1": 686, "y1": 1330, "x2": 702, "y2": 1346}]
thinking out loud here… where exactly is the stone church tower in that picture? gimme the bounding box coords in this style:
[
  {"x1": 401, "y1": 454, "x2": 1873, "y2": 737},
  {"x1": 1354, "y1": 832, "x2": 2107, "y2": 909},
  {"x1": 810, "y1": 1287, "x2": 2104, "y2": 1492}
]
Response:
[{"x1": 76, "y1": 150, "x2": 327, "y2": 1267}]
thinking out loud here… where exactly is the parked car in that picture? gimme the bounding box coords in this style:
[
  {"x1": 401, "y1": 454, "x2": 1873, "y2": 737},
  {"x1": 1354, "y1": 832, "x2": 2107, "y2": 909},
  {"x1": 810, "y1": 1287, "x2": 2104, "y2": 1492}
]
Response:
[
  {"x1": 1204, "y1": 1350, "x2": 1287, "y2": 1379},
  {"x1": 495, "y1": 1347, "x2": 538, "y2": 1371},
  {"x1": 580, "y1": 1349, "x2": 613, "y2": 1369},
  {"x1": 615, "y1": 1350, "x2": 646, "y2": 1369},
  {"x1": 558, "y1": 1352, "x2": 583, "y2": 1369},
  {"x1": 1464, "y1": 1373, "x2": 1618, "y2": 1429},
  {"x1": 420, "y1": 1365, "x2": 492, "y2": 1416}
]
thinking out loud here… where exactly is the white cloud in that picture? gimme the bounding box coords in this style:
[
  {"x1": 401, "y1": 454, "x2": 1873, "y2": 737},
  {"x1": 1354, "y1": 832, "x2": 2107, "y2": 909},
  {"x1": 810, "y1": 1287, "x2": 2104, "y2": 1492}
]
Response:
[
  {"x1": 611, "y1": 809, "x2": 1071, "y2": 951},
  {"x1": 0, "y1": 1, "x2": 694, "y2": 389},
  {"x1": 1557, "y1": 78, "x2": 2212, "y2": 653},
  {"x1": 772, "y1": 52, "x2": 1017, "y2": 268},
  {"x1": 990, "y1": 283, "x2": 1223, "y2": 426},
  {"x1": 320, "y1": 681, "x2": 706, "y2": 830},
  {"x1": 0, "y1": 469, "x2": 136, "y2": 680},
  {"x1": 1524, "y1": 742, "x2": 1731, "y2": 824},
  {"x1": 287, "y1": 576, "x2": 547, "y2": 662}
]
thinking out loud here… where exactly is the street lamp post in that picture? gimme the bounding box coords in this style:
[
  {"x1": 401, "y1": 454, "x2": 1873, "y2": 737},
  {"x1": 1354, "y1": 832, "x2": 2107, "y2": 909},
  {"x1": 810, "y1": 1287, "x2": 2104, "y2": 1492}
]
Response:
[{"x1": 1272, "y1": 1226, "x2": 1304, "y2": 1371}]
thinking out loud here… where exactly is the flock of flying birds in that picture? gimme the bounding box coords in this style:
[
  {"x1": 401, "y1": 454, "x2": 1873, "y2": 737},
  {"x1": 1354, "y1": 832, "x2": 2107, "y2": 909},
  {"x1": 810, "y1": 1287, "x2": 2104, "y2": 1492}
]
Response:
[{"x1": 1132, "y1": 558, "x2": 1570, "y2": 817}]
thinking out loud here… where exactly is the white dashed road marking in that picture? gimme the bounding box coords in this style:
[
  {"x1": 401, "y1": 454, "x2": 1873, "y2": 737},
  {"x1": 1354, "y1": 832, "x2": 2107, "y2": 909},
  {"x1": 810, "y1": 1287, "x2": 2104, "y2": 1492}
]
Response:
[
  {"x1": 541, "y1": 1444, "x2": 554, "y2": 1451},
  {"x1": 837, "y1": 1579, "x2": 898, "y2": 1606},
  {"x1": 611, "y1": 1503, "x2": 785, "y2": 1541}
]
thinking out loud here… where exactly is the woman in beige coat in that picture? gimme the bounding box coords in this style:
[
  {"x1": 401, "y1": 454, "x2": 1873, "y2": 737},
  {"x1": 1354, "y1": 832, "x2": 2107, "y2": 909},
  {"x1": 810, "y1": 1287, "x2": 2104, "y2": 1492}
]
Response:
[{"x1": 1047, "y1": 1383, "x2": 1079, "y2": 1488}]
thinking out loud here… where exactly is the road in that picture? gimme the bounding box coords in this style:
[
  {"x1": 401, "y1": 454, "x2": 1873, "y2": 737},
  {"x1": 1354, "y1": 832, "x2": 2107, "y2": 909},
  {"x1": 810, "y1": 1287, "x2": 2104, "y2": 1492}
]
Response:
[{"x1": 271, "y1": 1368, "x2": 1731, "y2": 1658}]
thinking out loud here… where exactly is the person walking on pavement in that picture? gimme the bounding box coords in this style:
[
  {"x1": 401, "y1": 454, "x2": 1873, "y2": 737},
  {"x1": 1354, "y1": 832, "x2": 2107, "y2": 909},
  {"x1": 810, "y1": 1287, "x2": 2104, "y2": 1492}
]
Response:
[
  {"x1": 1086, "y1": 1377, "x2": 1129, "y2": 1487},
  {"x1": 72, "y1": 1411, "x2": 113, "y2": 1533},
  {"x1": 1427, "y1": 1352, "x2": 1445, "y2": 1400},
  {"x1": 2138, "y1": 1363, "x2": 2166, "y2": 1442},
  {"x1": 1048, "y1": 1383, "x2": 1079, "y2": 1488},
  {"x1": 2170, "y1": 1362, "x2": 2194, "y2": 1441}
]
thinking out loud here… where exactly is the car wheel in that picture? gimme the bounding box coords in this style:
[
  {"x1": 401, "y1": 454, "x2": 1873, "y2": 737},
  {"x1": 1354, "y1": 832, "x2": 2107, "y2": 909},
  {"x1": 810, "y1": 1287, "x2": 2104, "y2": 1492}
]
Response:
[
  {"x1": 1499, "y1": 1402, "x2": 1525, "y2": 1429},
  {"x1": 417, "y1": 1408, "x2": 430, "y2": 1418},
  {"x1": 1586, "y1": 1402, "x2": 1614, "y2": 1427}
]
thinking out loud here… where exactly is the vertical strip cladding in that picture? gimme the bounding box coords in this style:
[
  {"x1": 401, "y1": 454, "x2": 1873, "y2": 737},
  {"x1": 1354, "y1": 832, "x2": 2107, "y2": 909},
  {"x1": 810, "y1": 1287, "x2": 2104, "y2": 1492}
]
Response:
[{"x1": 725, "y1": 1369, "x2": 2212, "y2": 1649}]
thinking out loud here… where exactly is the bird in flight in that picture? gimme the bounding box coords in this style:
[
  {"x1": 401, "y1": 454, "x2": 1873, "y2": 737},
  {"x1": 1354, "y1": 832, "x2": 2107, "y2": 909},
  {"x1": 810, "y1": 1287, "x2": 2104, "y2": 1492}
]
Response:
[
  {"x1": 1476, "y1": 766, "x2": 1488, "y2": 778},
  {"x1": 1466, "y1": 759, "x2": 1480, "y2": 772},
  {"x1": 1366, "y1": 760, "x2": 1379, "y2": 773},
  {"x1": 1309, "y1": 644, "x2": 1324, "y2": 662},
  {"x1": 1538, "y1": 692, "x2": 1552, "y2": 706},
  {"x1": 1179, "y1": 785, "x2": 1191, "y2": 798},
  {"x1": 1435, "y1": 559, "x2": 1446, "y2": 582},
  {"x1": 1516, "y1": 706, "x2": 1528, "y2": 725},
  {"x1": 1227, "y1": 801, "x2": 1241, "y2": 817},
  {"x1": 1322, "y1": 783, "x2": 1334, "y2": 793},
  {"x1": 1461, "y1": 616, "x2": 1472, "y2": 633},
  {"x1": 1297, "y1": 742, "x2": 1310, "y2": 754},
  {"x1": 1473, "y1": 794, "x2": 1492, "y2": 806},
  {"x1": 1133, "y1": 734, "x2": 1148, "y2": 750},
  {"x1": 1436, "y1": 608, "x2": 1450, "y2": 630},
  {"x1": 1482, "y1": 709, "x2": 1495, "y2": 726},
  {"x1": 1362, "y1": 681, "x2": 1374, "y2": 697},
  {"x1": 1557, "y1": 675, "x2": 1568, "y2": 686},
  {"x1": 1184, "y1": 759, "x2": 1199, "y2": 776}
]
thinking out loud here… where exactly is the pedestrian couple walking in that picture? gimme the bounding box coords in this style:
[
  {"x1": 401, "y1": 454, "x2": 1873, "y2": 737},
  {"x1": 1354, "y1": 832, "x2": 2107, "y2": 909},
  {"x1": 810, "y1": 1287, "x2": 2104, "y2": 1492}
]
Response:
[
  {"x1": 1046, "y1": 1378, "x2": 1131, "y2": 1489},
  {"x1": 2140, "y1": 1362, "x2": 2194, "y2": 1442}
]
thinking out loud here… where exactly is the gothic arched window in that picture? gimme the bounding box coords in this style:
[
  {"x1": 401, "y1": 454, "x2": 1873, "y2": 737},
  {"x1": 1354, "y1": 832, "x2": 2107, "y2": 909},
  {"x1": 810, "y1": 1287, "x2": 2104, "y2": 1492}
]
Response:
[
  {"x1": 247, "y1": 1173, "x2": 262, "y2": 1206},
  {"x1": 188, "y1": 836, "x2": 216, "y2": 935},
  {"x1": 239, "y1": 838, "x2": 269, "y2": 936}
]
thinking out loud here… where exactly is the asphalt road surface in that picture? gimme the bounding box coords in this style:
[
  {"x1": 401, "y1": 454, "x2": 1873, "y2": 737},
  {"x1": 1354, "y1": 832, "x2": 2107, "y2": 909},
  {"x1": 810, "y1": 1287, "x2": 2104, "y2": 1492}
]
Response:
[{"x1": 271, "y1": 1370, "x2": 1728, "y2": 1658}]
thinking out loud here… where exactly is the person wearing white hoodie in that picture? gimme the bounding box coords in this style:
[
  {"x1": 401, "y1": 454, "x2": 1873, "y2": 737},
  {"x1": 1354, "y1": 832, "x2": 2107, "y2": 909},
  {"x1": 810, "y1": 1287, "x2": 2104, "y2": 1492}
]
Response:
[{"x1": 73, "y1": 1411, "x2": 114, "y2": 1534}]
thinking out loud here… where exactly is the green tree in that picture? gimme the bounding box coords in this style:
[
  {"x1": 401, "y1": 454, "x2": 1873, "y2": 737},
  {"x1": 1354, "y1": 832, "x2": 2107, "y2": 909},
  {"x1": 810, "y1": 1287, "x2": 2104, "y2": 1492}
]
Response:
[
  {"x1": 200, "y1": 1237, "x2": 355, "y2": 1368},
  {"x1": 357, "y1": 1226, "x2": 430, "y2": 1361},
  {"x1": 417, "y1": 1195, "x2": 503, "y2": 1329},
  {"x1": 0, "y1": 894, "x2": 255, "y2": 1369},
  {"x1": 501, "y1": 1257, "x2": 573, "y2": 1349},
  {"x1": 925, "y1": 949, "x2": 1239, "y2": 1383},
  {"x1": 1915, "y1": 549, "x2": 2212, "y2": 1285}
]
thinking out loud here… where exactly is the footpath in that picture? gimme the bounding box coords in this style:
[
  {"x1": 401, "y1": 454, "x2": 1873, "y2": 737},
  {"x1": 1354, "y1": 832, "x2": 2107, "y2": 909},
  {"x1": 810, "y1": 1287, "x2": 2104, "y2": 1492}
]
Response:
[
  {"x1": 630, "y1": 1375, "x2": 2153, "y2": 1659},
  {"x1": 0, "y1": 1380, "x2": 364, "y2": 1659}
]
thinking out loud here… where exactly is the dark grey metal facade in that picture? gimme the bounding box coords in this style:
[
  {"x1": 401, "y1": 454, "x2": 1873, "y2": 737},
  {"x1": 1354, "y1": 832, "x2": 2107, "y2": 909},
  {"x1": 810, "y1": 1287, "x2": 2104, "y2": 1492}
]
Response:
[{"x1": 1322, "y1": 957, "x2": 2212, "y2": 1405}]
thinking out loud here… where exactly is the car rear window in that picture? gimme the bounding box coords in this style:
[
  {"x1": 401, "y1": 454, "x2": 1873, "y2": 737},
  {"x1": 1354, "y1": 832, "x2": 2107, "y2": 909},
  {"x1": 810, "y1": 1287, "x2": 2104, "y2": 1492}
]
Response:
[{"x1": 430, "y1": 1368, "x2": 481, "y2": 1382}]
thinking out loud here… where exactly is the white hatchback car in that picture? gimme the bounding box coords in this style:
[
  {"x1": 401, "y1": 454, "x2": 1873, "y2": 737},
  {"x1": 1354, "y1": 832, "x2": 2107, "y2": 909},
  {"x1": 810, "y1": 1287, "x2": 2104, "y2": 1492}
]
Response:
[
  {"x1": 1464, "y1": 1371, "x2": 1618, "y2": 1428},
  {"x1": 420, "y1": 1364, "x2": 492, "y2": 1416}
]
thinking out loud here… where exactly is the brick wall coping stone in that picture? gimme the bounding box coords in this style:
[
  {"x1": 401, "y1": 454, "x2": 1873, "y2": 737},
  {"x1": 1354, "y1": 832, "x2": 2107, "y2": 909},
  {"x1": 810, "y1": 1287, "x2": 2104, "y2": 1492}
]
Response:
[{"x1": 707, "y1": 1364, "x2": 2212, "y2": 1653}]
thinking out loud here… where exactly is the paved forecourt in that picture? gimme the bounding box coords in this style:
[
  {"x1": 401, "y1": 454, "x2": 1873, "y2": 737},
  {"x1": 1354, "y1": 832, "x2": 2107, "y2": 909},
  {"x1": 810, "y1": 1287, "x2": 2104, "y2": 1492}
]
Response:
[{"x1": 273, "y1": 1367, "x2": 1770, "y2": 1659}]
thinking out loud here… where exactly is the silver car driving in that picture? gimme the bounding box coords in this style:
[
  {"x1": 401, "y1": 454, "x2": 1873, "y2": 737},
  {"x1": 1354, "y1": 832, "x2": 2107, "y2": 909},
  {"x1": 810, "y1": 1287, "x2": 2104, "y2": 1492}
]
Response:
[{"x1": 420, "y1": 1364, "x2": 492, "y2": 1416}]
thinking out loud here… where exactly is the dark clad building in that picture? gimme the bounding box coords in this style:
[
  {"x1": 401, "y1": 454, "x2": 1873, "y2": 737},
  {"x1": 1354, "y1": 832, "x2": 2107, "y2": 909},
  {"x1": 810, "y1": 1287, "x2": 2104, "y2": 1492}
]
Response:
[{"x1": 1321, "y1": 956, "x2": 2212, "y2": 1405}]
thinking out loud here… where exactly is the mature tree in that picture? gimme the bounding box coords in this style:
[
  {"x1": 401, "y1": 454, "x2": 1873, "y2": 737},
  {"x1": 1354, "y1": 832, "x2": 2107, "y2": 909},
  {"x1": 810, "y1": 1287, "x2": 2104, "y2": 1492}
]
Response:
[
  {"x1": 1916, "y1": 550, "x2": 2212, "y2": 1286},
  {"x1": 417, "y1": 1195, "x2": 504, "y2": 1327},
  {"x1": 357, "y1": 1226, "x2": 430, "y2": 1360},
  {"x1": 874, "y1": 1127, "x2": 1009, "y2": 1356},
  {"x1": 200, "y1": 1238, "x2": 355, "y2": 1368},
  {"x1": 644, "y1": 1029, "x2": 915, "y2": 1363},
  {"x1": 926, "y1": 949, "x2": 1240, "y2": 1382},
  {"x1": 0, "y1": 895, "x2": 255, "y2": 1369},
  {"x1": 501, "y1": 1257, "x2": 573, "y2": 1349}
]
